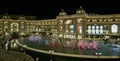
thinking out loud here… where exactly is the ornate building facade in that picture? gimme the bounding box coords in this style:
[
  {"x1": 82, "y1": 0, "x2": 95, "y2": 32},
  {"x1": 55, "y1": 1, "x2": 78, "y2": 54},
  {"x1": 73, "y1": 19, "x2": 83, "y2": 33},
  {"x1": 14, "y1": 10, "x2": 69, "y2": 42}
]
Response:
[{"x1": 0, "y1": 7, "x2": 120, "y2": 40}]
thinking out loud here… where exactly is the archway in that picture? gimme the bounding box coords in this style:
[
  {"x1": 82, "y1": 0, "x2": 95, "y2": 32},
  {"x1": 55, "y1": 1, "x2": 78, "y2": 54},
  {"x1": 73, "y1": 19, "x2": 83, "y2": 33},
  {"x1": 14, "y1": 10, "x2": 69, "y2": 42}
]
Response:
[
  {"x1": 64, "y1": 20, "x2": 75, "y2": 39},
  {"x1": 11, "y1": 23, "x2": 19, "y2": 33}
]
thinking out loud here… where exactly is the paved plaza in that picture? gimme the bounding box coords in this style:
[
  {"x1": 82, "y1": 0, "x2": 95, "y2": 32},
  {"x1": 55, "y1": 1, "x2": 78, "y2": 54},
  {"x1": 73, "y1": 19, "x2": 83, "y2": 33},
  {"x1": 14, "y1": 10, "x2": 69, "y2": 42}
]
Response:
[{"x1": 0, "y1": 50, "x2": 34, "y2": 61}]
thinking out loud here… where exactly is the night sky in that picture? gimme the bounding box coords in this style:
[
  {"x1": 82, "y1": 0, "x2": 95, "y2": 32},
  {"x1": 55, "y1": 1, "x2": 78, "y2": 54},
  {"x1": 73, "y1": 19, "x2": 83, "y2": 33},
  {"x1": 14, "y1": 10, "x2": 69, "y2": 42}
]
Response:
[{"x1": 0, "y1": 0, "x2": 120, "y2": 19}]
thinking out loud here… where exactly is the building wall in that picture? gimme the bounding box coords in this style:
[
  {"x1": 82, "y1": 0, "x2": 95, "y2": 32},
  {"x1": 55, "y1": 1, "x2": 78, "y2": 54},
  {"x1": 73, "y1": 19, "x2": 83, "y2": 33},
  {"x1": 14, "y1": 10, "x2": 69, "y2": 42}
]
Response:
[{"x1": 0, "y1": 13, "x2": 120, "y2": 40}]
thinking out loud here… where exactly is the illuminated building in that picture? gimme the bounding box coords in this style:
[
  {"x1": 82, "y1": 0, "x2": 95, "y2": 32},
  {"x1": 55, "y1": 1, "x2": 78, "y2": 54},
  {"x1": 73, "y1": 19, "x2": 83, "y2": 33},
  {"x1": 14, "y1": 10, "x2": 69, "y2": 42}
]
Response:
[{"x1": 0, "y1": 7, "x2": 120, "y2": 40}]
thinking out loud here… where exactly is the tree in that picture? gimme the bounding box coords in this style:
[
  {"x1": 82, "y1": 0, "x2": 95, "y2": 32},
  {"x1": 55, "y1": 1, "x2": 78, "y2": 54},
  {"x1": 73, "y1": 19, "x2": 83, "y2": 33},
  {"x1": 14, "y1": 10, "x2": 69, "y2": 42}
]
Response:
[{"x1": 11, "y1": 32, "x2": 19, "y2": 39}]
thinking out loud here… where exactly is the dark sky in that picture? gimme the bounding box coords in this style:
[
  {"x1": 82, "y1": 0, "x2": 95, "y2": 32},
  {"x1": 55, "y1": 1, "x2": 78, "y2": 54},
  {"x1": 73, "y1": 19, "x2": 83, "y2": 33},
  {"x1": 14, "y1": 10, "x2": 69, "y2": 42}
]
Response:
[{"x1": 0, "y1": 0, "x2": 120, "y2": 19}]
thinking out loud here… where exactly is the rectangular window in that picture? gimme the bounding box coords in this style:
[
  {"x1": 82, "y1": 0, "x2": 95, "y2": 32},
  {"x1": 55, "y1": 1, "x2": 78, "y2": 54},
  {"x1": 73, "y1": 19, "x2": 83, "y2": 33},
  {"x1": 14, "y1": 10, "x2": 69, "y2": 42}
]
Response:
[{"x1": 70, "y1": 25, "x2": 74, "y2": 33}]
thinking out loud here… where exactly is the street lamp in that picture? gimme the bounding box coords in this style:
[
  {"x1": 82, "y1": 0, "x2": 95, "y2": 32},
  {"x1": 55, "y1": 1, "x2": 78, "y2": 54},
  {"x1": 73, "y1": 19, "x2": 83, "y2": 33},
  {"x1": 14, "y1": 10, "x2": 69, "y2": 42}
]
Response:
[
  {"x1": 48, "y1": 48, "x2": 54, "y2": 61},
  {"x1": 35, "y1": 57, "x2": 39, "y2": 61},
  {"x1": 96, "y1": 52, "x2": 102, "y2": 60}
]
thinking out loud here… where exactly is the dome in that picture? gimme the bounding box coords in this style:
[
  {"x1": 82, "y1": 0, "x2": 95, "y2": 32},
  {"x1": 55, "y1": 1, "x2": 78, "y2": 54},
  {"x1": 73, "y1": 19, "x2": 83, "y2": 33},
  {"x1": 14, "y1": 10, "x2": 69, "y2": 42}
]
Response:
[
  {"x1": 59, "y1": 9, "x2": 67, "y2": 16},
  {"x1": 3, "y1": 13, "x2": 10, "y2": 19},
  {"x1": 76, "y1": 6, "x2": 86, "y2": 14},
  {"x1": 19, "y1": 14, "x2": 25, "y2": 20}
]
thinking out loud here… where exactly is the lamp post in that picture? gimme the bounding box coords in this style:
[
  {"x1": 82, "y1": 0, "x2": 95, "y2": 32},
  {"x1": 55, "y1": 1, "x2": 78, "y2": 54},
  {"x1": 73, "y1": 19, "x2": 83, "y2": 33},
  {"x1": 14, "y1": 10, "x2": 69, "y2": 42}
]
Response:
[
  {"x1": 49, "y1": 48, "x2": 54, "y2": 61},
  {"x1": 96, "y1": 52, "x2": 102, "y2": 60},
  {"x1": 36, "y1": 57, "x2": 39, "y2": 61}
]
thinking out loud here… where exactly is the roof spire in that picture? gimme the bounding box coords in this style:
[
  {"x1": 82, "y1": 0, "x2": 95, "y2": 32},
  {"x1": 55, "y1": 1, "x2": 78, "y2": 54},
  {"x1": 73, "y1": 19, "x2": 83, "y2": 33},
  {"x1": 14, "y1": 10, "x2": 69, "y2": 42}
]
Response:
[
  {"x1": 76, "y1": 6, "x2": 85, "y2": 14},
  {"x1": 80, "y1": 6, "x2": 82, "y2": 9},
  {"x1": 62, "y1": 9, "x2": 64, "y2": 11}
]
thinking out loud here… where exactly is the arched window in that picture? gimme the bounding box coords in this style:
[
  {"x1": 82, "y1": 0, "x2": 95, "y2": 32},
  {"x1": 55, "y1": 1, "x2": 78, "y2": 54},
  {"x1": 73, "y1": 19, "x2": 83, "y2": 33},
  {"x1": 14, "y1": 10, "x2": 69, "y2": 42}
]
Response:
[
  {"x1": 4, "y1": 26, "x2": 8, "y2": 31},
  {"x1": 111, "y1": 24, "x2": 118, "y2": 33},
  {"x1": 35, "y1": 26, "x2": 39, "y2": 32},
  {"x1": 77, "y1": 18, "x2": 82, "y2": 23},
  {"x1": 13, "y1": 24, "x2": 17, "y2": 28},
  {"x1": 11, "y1": 23, "x2": 18, "y2": 29},
  {"x1": 96, "y1": 26, "x2": 99, "y2": 34},
  {"x1": 70, "y1": 24, "x2": 74, "y2": 33},
  {"x1": 92, "y1": 26, "x2": 95, "y2": 34},
  {"x1": 100, "y1": 26, "x2": 103, "y2": 34},
  {"x1": 88, "y1": 26, "x2": 91, "y2": 34},
  {"x1": 35, "y1": 27, "x2": 39, "y2": 31},
  {"x1": 79, "y1": 26, "x2": 82, "y2": 34}
]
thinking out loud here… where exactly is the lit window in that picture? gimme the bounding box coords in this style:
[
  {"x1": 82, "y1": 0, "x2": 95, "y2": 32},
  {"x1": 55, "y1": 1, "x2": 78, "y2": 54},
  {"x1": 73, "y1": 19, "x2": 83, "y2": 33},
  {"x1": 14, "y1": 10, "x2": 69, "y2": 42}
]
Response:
[
  {"x1": 79, "y1": 26, "x2": 82, "y2": 34},
  {"x1": 111, "y1": 24, "x2": 118, "y2": 33},
  {"x1": 100, "y1": 26, "x2": 103, "y2": 34},
  {"x1": 96, "y1": 26, "x2": 99, "y2": 34},
  {"x1": 92, "y1": 26, "x2": 95, "y2": 34},
  {"x1": 60, "y1": 20, "x2": 63, "y2": 23},
  {"x1": 99, "y1": 20, "x2": 102, "y2": 22},
  {"x1": 4, "y1": 21, "x2": 8, "y2": 24},
  {"x1": 70, "y1": 24, "x2": 74, "y2": 33},
  {"x1": 87, "y1": 20, "x2": 90, "y2": 22},
  {"x1": 77, "y1": 19, "x2": 82, "y2": 23},
  {"x1": 88, "y1": 26, "x2": 91, "y2": 34}
]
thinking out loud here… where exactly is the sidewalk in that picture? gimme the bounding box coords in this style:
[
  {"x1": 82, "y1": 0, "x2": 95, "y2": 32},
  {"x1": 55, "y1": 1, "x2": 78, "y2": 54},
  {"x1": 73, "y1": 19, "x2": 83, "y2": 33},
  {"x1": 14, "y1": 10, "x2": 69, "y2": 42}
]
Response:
[{"x1": 0, "y1": 50, "x2": 34, "y2": 61}]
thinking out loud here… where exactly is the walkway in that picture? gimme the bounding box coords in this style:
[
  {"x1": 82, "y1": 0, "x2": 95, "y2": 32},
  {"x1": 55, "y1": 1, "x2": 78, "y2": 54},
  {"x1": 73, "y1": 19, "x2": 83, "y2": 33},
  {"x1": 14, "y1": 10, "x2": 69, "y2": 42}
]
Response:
[{"x1": 0, "y1": 50, "x2": 34, "y2": 61}]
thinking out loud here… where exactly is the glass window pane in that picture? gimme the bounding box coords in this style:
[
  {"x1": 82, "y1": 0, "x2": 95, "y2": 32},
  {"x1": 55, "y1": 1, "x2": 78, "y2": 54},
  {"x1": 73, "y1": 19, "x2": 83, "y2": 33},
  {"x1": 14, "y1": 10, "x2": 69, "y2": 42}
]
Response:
[
  {"x1": 92, "y1": 26, "x2": 95, "y2": 34},
  {"x1": 70, "y1": 24, "x2": 74, "y2": 33},
  {"x1": 111, "y1": 24, "x2": 118, "y2": 33},
  {"x1": 79, "y1": 26, "x2": 82, "y2": 34},
  {"x1": 88, "y1": 26, "x2": 91, "y2": 34}
]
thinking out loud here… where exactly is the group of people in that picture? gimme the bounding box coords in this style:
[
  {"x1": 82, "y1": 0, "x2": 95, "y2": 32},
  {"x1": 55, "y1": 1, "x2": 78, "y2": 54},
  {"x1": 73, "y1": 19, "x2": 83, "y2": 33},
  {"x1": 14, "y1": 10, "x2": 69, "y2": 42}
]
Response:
[
  {"x1": 28, "y1": 34, "x2": 99, "y2": 53},
  {"x1": 57, "y1": 38, "x2": 98, "y2": 51},
  {"x1": 25, "y1": 34, "x2": 120, "y2": 55}
]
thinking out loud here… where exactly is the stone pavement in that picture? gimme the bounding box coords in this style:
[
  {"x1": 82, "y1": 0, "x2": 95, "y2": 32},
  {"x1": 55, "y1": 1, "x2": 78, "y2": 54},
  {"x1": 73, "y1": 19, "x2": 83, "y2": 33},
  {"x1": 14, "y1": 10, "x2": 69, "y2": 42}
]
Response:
[{"x1": 0, "y1": 50, "x2": 34, "y2": 61}]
